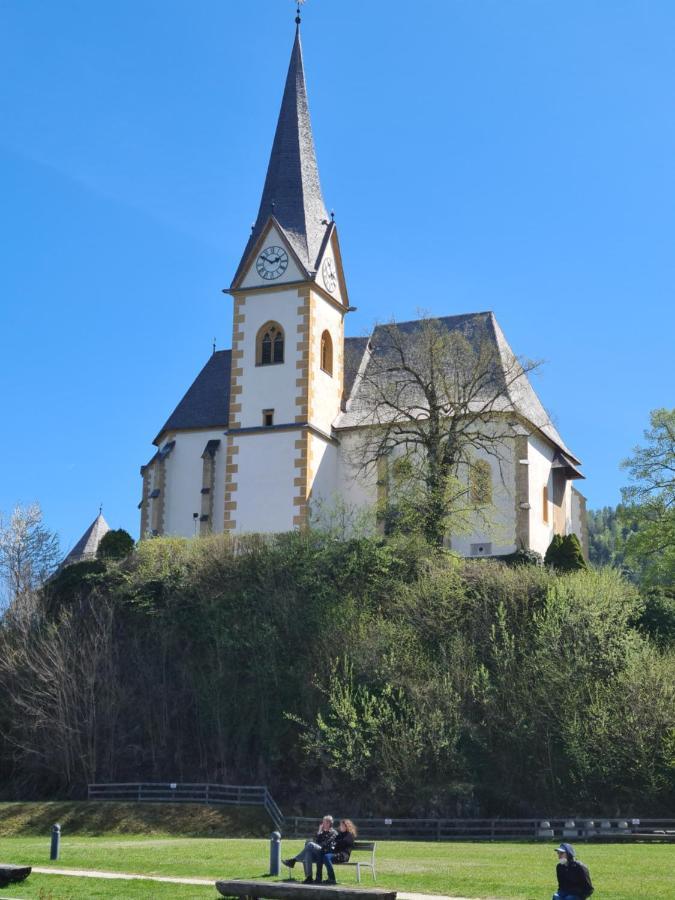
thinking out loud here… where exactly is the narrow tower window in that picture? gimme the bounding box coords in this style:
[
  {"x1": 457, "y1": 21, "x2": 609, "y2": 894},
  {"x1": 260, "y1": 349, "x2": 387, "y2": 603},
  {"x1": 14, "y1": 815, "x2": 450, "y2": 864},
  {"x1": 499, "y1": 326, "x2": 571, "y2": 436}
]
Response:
[
  {"x1": 256, "y1": 322, "x2": 284, "y2": 366},
  {"x1": 261, "y1": 332, "x2": 272, "y2": 364},
  {"x1": 543, "y1": 485, "x2": 549, "y2": 523},
  {"x1": 273, "y1": 331, "x2": 284, "y2": 363},
  {"x1": 320, "y1": 330, "x2": 333, "y2": 375},
  {"x1": 263, "y1": 409, "x2": 274, "y2": 427}
]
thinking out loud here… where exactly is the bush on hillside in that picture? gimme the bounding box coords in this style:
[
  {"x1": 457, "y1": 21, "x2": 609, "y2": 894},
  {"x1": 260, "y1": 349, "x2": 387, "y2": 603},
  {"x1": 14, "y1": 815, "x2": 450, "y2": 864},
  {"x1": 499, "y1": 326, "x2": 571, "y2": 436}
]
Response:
[
  {"x1": 97, "y1": 529, "x2": 135, "y2": 560},
  {"x1": 0, "y1": 531, "x2": 671, "y2": 816}
]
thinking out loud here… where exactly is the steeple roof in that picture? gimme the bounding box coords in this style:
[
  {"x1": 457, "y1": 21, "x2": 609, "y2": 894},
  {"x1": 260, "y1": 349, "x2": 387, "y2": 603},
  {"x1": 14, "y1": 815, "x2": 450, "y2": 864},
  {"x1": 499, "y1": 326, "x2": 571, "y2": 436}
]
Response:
[
  {"x1": 232, "y1": 22, "x2": 329, "y2": 285},
  {"x1": 61, "y1": 512, "x2": 110, "y2": 568}
]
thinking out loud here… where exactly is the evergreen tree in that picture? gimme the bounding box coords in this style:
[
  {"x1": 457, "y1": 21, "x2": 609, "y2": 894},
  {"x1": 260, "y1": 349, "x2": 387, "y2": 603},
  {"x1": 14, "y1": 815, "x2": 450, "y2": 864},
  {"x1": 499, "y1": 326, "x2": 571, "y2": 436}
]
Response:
[
  {"x1": 557, "y1": 533, "x2": 588, "y2": 571},
  {"x1": 544, "y1": 533, "x2": 563, "y2": 567},
  {"x1": 545, "y1": 533, "x2": 588, "y2": 572}
]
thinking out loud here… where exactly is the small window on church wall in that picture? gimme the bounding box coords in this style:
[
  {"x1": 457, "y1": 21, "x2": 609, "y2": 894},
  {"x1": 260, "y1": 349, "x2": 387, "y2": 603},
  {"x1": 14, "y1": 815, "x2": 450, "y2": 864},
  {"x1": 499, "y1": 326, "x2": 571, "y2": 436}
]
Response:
[
  {"x1": 543, "y1": 485, "x2": 549, "y2": 523},
  {"x1": 257, "y1": 322, "x2": 284, "y2": 366},
  {"x1": 470, "y1": 460, "x2": 492, "y2": 504},
  {"x1": 320, "y1": 330, "x2": 333, "y2": 375},
  {"x1": 263, "y1": 409, "x2": 274, "y2": 427}
]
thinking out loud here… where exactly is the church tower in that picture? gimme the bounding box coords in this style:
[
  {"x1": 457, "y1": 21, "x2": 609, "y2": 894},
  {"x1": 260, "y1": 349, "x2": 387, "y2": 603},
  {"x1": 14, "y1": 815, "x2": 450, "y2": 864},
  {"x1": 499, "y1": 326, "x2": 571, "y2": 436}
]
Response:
[{"x1": 223, "y1": 12, "x2": 349, "y2": 532}]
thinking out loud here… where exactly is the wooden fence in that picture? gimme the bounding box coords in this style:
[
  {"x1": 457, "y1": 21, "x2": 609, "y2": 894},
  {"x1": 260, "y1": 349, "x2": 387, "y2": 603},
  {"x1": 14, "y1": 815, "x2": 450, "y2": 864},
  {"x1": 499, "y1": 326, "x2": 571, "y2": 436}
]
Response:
[
  {"x1": 87, "y1": 784, "x2": 674, "y2": 841},
  {"x1": 283, "y1": 815, "x2": 675, "y2": 841},
  {"x1": 87, "y1": 782, "x2": 284, "y2": 830}
]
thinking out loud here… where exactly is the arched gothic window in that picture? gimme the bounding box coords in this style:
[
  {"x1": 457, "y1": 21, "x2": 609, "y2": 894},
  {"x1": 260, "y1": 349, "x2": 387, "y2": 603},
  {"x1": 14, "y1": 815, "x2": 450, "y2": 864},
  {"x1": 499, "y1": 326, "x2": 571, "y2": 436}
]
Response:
[
  {"x1": 256, "y1": 322, "x2": 284, "y2": 366},
  {"x1": 320, "y1": 330, "x2": 333, "y2": 376}
]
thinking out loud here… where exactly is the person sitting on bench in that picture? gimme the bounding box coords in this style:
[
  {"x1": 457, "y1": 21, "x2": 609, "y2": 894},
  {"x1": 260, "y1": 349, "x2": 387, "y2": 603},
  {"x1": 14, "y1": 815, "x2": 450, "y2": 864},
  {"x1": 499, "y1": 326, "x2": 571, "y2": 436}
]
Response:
[
  {"x1": 316, "y1": 818, "x2": 357, "y2": 884},
  {"x1": 283, "y1": 815, "x2": 337, "y2": 884}
]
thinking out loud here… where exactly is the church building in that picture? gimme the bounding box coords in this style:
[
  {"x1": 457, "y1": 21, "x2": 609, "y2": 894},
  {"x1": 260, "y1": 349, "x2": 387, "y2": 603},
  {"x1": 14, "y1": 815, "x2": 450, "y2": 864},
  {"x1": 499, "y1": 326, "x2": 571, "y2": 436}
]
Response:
[{"x1": 139, "y1": 14, "x2": 587, "y2": 559}]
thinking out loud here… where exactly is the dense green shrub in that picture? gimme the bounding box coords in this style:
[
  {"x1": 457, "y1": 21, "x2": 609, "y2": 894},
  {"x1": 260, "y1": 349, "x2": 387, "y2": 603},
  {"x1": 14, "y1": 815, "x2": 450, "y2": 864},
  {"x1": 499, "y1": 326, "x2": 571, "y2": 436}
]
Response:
[
  {"x1": 0, "y1": 532, "x2": 672, "y2": 816},
  {"x1": 634, "y1": 586, "x2": 675, "y2": 648},
  {"x1": 97, "y1": 529, "x2": 134, "y2": 560}
]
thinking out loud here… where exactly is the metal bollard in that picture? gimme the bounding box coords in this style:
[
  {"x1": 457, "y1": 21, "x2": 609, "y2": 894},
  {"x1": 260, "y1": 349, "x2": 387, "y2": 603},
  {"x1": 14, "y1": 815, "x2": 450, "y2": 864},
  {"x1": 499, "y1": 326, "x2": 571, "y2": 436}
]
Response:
[
  {"x1": 269, "y1": 831, "x2": 281, "y2": 876},
  {"x1": 50, "y1": 823, "x2": 61, "y2": 860}
]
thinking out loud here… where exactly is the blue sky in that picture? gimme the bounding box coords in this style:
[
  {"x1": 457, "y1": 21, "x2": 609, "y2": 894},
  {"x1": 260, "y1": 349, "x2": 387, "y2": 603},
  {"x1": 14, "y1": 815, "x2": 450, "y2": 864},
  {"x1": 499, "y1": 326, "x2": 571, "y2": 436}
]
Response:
[{"x1": 1, "y1": 0, "x2": 673, "y2": 553}]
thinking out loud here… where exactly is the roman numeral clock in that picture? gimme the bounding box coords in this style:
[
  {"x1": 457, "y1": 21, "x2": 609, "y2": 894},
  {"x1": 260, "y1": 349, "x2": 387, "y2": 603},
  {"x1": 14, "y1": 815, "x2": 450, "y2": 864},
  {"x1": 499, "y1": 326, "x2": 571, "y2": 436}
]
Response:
[{"x1": 256, "y1": 246, "x2": 289, "y2": 280}]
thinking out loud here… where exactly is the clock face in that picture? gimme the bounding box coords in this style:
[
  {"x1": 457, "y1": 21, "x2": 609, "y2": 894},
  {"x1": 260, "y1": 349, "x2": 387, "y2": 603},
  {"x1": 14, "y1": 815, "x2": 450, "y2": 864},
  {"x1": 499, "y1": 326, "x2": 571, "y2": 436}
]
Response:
[
  {"x1": 256, "y1": 246, "x2": 289, "y2": 280},
  {"x1": 322, "y1": 257, "x2": 337, "y2": 293}
]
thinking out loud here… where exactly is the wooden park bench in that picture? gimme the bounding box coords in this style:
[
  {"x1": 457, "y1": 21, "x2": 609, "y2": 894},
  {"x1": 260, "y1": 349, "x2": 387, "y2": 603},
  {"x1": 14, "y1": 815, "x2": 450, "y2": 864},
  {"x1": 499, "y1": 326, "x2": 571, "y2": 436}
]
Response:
[
  {"x1": 283, "y1": 841, "x2": 377, "y2": 884},
  {"x1": 215, "y1": 879, "x2": 393, "y2": 900},
  {"x1": 0, "y1": 864, "x2": 32, "y2": 888}
]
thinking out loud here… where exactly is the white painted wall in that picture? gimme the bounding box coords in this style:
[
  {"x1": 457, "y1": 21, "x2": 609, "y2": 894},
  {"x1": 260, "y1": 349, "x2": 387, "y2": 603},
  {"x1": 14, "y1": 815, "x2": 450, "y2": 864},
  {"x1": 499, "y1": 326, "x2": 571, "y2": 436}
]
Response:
[
  {"x1": 449, "y1": 443, "x2": 518, "y2": 557},
  {"x1": 571, "y1": 487, "x2": 587, "y2": 554},
  {"x1": 334, "y1": 429, "x2": 380, "y2": 524},
  {"x1": 233, "y1": 430, "x2": 299, "y2": 533},
  {"x1": 334, "y1": 429, "x2": 520, "y2": 553},
  {"x1": 527, "y1": 434, "x2": 555, "y2": 556},
  {"x1": 237, "y1": 287, "x2": 303, "y2": 427},
  {"x1": 310, "y1": 290, "x2": 344, "y2": 434},
  {"x1": 162, "y1": 429, "x2": 226, "y2": 537}
]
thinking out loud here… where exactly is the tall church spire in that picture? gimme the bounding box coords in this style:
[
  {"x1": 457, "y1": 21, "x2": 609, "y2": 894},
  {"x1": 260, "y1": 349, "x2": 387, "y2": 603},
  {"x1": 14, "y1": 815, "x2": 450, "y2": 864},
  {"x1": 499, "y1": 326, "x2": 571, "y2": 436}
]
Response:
[{"x1": 232, "y1": 17, "x2": 329, "y2": 285}]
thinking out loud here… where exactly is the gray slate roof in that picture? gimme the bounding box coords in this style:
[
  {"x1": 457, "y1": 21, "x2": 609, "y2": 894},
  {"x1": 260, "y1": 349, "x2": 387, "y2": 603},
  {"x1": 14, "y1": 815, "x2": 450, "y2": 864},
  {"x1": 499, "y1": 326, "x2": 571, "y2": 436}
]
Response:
[
  {"x1": 337, "y1": 312, "x2": 580, "y2": 464},
  {"x1": 152, "y1": 318, "x2": 579, "y2": 467},
  {"x1": 61, "y1": 513, "x2": 110, "y2": 567},
  {"x1": 232, "y1": 24, "x2": 329, "y2": 285},
  {"x1": 155, "y1": 350, "x2": 231, "y2": 443}
]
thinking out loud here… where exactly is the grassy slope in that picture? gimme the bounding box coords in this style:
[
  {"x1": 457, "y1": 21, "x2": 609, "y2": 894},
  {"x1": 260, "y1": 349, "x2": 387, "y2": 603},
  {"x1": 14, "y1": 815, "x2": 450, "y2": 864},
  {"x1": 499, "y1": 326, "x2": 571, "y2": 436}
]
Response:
[
  {"x1": 0, "y1": 836, "x2": 673, "y2": 900},
  {"x1": 0, "y1": 803, "x2": 270, "y2": 837}
]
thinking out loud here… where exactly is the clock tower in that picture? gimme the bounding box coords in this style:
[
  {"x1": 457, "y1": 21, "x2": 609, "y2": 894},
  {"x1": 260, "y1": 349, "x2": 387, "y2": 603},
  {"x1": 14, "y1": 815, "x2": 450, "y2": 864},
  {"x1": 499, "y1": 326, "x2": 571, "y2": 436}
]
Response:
[{"x1": 223, "y1": 13, "x2": 349, "y2": 533}]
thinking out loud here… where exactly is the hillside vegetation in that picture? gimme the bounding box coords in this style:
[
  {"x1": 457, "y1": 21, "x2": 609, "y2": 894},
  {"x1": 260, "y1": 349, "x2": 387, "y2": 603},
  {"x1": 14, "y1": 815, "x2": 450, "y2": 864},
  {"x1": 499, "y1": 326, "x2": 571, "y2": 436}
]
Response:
[
  {"x1": 0, "y1": 532, "x2": 673, "y2": 816},
  {"x1": 0, "y1": 802, "x2": 269, "y2": 837}
]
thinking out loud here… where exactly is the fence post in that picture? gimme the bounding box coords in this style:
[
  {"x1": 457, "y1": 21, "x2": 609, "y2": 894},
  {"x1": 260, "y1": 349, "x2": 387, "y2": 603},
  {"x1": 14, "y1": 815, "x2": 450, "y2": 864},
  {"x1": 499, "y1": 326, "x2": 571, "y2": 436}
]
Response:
[
  {"x1": 50, "y1": 823, "x2": 61, "y2": 860},
  {"x1": 270, "y1": 831, "x2": 281, "y2": 876}
]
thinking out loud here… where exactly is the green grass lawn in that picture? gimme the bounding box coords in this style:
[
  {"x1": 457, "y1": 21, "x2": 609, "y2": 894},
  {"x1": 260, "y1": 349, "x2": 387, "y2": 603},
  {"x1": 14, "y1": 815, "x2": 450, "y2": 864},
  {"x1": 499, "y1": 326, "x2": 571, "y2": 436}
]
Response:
[{"x1": 0, "y1": 836, "x2": 673, "y2": 899}]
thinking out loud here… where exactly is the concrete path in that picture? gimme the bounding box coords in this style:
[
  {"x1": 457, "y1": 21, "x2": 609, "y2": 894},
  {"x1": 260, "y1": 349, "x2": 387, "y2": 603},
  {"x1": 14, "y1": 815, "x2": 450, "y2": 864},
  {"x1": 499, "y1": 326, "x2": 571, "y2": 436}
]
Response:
[{"x1": 31, "y1": 867, "x2": 478, "y2": 899}]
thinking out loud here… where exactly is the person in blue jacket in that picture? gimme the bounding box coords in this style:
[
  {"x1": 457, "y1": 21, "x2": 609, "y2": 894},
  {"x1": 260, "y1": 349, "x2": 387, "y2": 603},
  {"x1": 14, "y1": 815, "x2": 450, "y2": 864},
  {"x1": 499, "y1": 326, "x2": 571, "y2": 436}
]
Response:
[{"x1": 552, "y1": 842, "x2": 594, "y2": 900}]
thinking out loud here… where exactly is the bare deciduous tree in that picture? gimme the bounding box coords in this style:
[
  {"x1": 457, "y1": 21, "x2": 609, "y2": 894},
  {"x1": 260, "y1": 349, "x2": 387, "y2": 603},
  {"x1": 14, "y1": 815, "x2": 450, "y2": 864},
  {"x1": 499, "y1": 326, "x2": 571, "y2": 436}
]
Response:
[
  {"x1": 0, "y1": 504, "x2": 60, "y2": 608},
  {"x1": 347, "y1": 315, "x2": 543, "y2": 547},
  {"x1": 0, "y1": 594, "x2": 119, "y2": 791}
]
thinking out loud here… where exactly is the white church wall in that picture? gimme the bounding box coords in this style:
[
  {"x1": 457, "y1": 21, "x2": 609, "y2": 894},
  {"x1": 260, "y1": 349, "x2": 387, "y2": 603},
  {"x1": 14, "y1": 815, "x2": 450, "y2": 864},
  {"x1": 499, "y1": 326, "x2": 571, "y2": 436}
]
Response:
[
  {"x1": 335, "y1": 427, "x2": 521, "y2": 552},
  {"x1": 310, "y1": 291, "x2": 344, "y2": 434},
  {"x1": 233, "y1": 431, "x2": 299, "y2": 533},
  {"x1": 212, "y1": 445, "x2": 226, "y2": 533},
  {"x1": 571, "y1": 487, "x2": 589, "y2": 559},
  {"x1": 308, "y1": 436, "x2": 340, "y2": 526},
  {"x1": 334, "y1": 429, "x2": 380, "y2": 524},
  {"x1": 527, "y1": 434, "x2": 555, "y2": 556},
  {"x1": 563, "y1": 480, "x2": 573, "y2": 536},
  {"x1": 236, "y1": 287, "x2": 303, "y2": 428},
  {"x1": 449, "y1": 442, "x2": 518, "y2": 558},
  {"x1": 163, "y1": 429, "x2": 226, "y2": 538}
]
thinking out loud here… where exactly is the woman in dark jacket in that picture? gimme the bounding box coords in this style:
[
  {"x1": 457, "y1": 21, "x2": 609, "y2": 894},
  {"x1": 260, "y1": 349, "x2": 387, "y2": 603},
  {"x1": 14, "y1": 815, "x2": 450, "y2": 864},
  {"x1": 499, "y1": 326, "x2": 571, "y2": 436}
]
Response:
[{"x1": 317, "y1": 819, "x2": 357, "y2": 884}]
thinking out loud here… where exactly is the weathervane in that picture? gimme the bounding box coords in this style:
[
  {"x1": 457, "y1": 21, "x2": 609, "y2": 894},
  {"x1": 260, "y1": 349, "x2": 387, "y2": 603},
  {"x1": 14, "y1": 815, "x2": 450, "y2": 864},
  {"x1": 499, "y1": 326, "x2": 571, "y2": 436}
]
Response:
[{"x1": 295, "y1": 0, "x2": 306, "y2": 25}]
